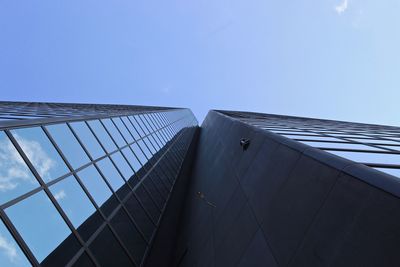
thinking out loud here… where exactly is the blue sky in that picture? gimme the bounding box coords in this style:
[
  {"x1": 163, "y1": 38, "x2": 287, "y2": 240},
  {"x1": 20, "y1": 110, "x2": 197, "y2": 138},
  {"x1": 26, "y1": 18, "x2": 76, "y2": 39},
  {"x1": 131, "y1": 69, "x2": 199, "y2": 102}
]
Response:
[{"x1": 1, "y1": 0, "x2": 400, "y2": 125}]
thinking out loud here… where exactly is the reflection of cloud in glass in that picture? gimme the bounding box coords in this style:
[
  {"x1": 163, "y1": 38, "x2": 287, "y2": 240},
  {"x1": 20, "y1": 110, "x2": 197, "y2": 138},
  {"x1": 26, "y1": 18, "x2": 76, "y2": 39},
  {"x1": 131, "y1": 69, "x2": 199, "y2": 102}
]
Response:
[
  {"x1": 0, "y1": 138, "x2": 37, "y2": 191},
  {"x1": 13, "y1": 134, "x2": 56, "y2": 182},
  {"x1": 53, "y1": 190, "x2": 66, "y2": 201},
  {"x1": 0, "y1": 234, "x2": 18, "y2": 263}
]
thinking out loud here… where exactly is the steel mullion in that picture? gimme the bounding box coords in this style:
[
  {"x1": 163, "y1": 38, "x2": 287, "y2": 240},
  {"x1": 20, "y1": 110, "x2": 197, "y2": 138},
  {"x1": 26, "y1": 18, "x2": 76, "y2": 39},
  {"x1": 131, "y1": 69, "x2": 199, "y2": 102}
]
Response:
[
  {"x1": 0, "y1": 210, "x2": 40, "y2": 266},
  {"x1": 109, "y1": 118, "x2": 145, "y2": 183},
  {"x1": 0, "y1": 109, "x2": 165, "y2": 131},
  {"x1": 132, "y1": 117, "x2": 158, "y2": 157},
  {"x1": 147, "y1": 113, "x2": 166, "y2": 143},
  {"x1": 40, "y1": 126, "x2": 102, "y2": 267},
  {"x1": 67, "y1": 122, "x2": 150, "y2": 243},
  {"x1": 157, "y1": 113, "x2": 174, "y2": 139},
  {"x1": 141, "y1": 129, "x2": 194, "y2": 266},
  {"x1": 7, "y1": 129, "x2": 100, "y2": 266},
  {"x1": 138, "y1": 114, "x2": 162, "y2": 150},
  {"x1": 131, "y1": 115, "x2": 159, "y2": 158}
]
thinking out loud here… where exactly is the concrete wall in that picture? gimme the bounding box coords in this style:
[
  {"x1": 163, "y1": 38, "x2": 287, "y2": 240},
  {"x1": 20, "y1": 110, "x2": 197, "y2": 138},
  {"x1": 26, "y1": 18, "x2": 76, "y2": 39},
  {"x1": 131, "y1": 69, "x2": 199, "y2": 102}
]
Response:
[{"x1": 174, "y1": 110, "x2": 400, "y2": 267}]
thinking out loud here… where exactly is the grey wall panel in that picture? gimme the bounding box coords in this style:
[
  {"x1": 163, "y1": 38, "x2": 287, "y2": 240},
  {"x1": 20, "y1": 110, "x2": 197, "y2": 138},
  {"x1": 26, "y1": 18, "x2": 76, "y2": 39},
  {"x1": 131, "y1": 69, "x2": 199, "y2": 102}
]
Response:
[{"x1": 175, "y1": 110, "x2": 400, "y2": 267}]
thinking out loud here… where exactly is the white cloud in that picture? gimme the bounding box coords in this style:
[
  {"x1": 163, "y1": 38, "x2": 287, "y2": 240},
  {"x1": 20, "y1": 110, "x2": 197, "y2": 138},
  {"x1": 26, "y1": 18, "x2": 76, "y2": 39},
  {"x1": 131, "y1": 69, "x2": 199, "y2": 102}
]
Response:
[
  {"x1": 0, "y1": 139, "x2": 34, "y2": 191},
  {"x1": 13, "y1": 134, "x2": 55, "y2": 181},
  {"x1": 53, "y1": 190, "x2": 66, "y2": 201},
  {"x1": 0, "y1": 134, "x2": 56, "y2": 192},
  {"x1": 335, "y1": 0, "x2": 348, "y2": 14},
  {"x1": 0, "y1": 234, "x2": 18, "y2": 263}
]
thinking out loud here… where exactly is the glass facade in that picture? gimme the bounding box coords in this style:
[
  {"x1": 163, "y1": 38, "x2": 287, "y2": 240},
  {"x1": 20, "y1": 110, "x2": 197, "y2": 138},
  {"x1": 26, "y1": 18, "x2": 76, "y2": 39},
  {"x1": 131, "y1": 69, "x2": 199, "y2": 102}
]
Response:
[
  {"x1": 223, "y1": 111, "x2": 400, "y2": 179},
  {"x1": 0, "y1": 102, "x2": 197, "y2": 266}
]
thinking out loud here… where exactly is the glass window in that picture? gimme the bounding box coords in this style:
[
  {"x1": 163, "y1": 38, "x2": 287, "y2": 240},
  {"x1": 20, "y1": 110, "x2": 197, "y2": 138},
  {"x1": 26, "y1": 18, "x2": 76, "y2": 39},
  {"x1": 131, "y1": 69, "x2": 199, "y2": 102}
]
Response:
[
  {"x1": 11, "y1": 128, "x2": 69, "y2": 183},
  {"x1": 129, "y1": 116, "x2": 145, "y2": 137},
  {"x1": 46, "y1": 124, "x2": 90, "y2": 169},
  {"x1": 124, "y1": 194, "x2": 155, "y2": 242},
  {"x1": 77, "y1": 165, "x2": 112, "y2": 207},
  {"x1": 112, "y1": 117, "x2": 134, "y2": 144},
  {"x1": 161, "y1": 129, "x2": 171, "y2": 142},
  {"x1": 269, "y1": 130, "x2": 319, "y2": 135},
  {"x1": 0, "y1": 220, "x2": 31, "y2": 267},
  {"x1": 149, "y1": 134, "x2": 161, "y2": 151},
  {"x1": 348, "y1": 138, "x2": 400, "y2": 145},
  {"x1": 133, "y1": 115, "x2": 148, "y2": 136},
  {"x1": 155, "y1": 131, "x2": 166, "y2": 146},
  {"x1": 72, "y1": 252, "x2": 95, "y2": 267},
  {"x1": 0, "y1": 132, "x2": 40, "y2": 205},
  {"x1": 6, "y1": 191, "x2": 73, "y2": 262},
  {"x1": 110, "y1": 209, "x2": 147, "y2": 264},
  {"x1": 138, "y1": 115, "x2": 151, "y2": 135},
  {"x1": 131, "y1": 143, "x2": 147, "y2": 165},
  {"x1": 378, "y1": 145, "x2": 400, "y2": 152},
  {"x1": 145, "y1": 114, "x2": 159, "y2": 130},
  {"x1": 121, "y1": 117, "x2": 140, "y2": 140},
  {"x1": 375, "y1": 168, "x2": 400, "y2": 178},
  {"x1": 299, "y1": 141, "x2": 384, "y2": 151},
  {"x1": 142, "y1": 138, "x2": 156, "y2": 155},
  {"x1": 87, "y1": 120, "x2": 117, "y2": 153},
  {"x1": 134, "y1": 185, "x2": 160, "y2": 224},
  {"x1": 49, "y1": 176, "x2": 96, "y2": 228},
  {"x1": 160, "y1": 113, "x2": 170, "y2": 124},
  {"x1": 88, "y1": 226, "x2": 132, "y2": 266},
  {"x1": 69, "y1": 122, "x2": 105, "y2": 160},
  {"x1": 101, "y1": 119, "x2": 126, "y2": 148},
  {"x1": 96, "y1": 158, "x2": 125, "y2": 191},
  {"x1": 166, "y1": 124, "x2": 176, "y2": 136},
  {"x1": 139, "y1": 139, "x2": 153, "y2": 158},
  {"x1": 281, "y1": 135, "x2": 343, "y2": 142},
  {"x1": 121, "y1": 148, "x2": 142, "y2": 173},
  {"x1": 329, "y1": 151, "x2": 400, "y2": 165},
  {"x1": 111, "y1": 152, "x2": 134, "y2": 181},
  {"x1": 152, "y1": 113, "x2": 165, "y2": 127}
]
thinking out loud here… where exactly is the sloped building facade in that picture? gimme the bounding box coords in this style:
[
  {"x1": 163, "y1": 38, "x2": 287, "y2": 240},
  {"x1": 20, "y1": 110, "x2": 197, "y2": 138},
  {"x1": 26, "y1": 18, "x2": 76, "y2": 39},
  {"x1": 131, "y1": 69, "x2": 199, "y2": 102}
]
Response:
[{"x1": 0, "y1": 102, "x2": 399, "y2": 267}]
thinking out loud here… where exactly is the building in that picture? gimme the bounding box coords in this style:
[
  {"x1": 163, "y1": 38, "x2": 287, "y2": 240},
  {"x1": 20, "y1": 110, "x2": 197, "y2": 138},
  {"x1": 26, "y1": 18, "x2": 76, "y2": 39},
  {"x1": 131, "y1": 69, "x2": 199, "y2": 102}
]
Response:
[
  {"x1": 0, "y1": 102, "x2": 197, "y2": 266},
  {"x1": 0, "y1": 102, "x2": 399, "y2": 266}
]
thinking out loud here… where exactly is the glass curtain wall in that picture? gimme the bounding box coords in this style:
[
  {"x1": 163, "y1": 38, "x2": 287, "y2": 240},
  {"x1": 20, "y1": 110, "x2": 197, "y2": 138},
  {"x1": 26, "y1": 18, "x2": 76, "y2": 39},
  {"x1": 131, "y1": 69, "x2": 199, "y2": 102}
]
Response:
[
  {"x1": 0, "y1": 106, "x2": 197, "y2": 267},
  {"x1": 222, "y1": 111, "x2": 400, "y2": 179}
]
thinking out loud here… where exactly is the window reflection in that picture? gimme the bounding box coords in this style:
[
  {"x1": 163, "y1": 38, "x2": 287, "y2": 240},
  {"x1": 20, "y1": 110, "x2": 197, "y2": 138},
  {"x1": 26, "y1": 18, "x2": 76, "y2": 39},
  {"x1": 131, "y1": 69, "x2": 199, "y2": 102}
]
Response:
[
  {"x1": 46, "y1": 124, "x2": 90, "y2": 169},
  {"x1": 69, "y1": 122, "x2": 105, "y2": 160},
  {"x1": 11, "y1": 127, "x2": 69, "y2": 183},
  {"x1": 137, "y1": 115, "x2": 151, "y2": 135},
  {"x1": 129, "y1": 116, "x2": 145, "y2": 137},
  {"x1": 96, "y1": 158, "x2": 125, "y2": 191},
  {"x1": 77, "y1": 166, "x2": 112, "y2": 207},
  {"x1": 378, "y1": 145, "x2": 400, "y2": 152},
  {"x1": 112, "y1": 118, "x2": 134, "y2": 144},
  {"x1": 131, "y1": 143, "x2": 147, "y2": 165},
  {"x1": 375, "y1": 168, "x2": 400, "y2": 178},
  {"x1": 87, "y1": 120, "x2": 117, "y2": 153},
  {"x1": 348, "y1": 138, "x2": 400, "y2": 145},
  {"x1": 111, "y1": 152, "x2": 134, "y2": 181},
  {"x1": 299, "y1": 141, "x2": 384, "y2": 151},
  {"x1": 330, "y1": 151, "x2": 400, "y2": 165},
  {"x1": 138, "y1": 139, "x2": 152, "y2": 159},
  {"x1": 49, "y1": 176, "x2": 96, "y2": 228},
  {"x1": 281, "y1": 135, "x2": 343, "y2": 142},
  {"x1": 0, "y1": 131, "x2": 40, "y2": 205},
  {"x1": 0, "y1": 220, "x2": 31, "y2": 267},
  {"x1": 121, "y1": 117, "x2": 140, "y2": 140},
  {"x1": 121, "y1": 148, "x2": 142, "y2": 173},
  {"x1": 101, "y1": 119, "x2": 126, "y2": 148},
  {"x1": 6, "y1": 191, "x2": 73, "y2": 262},
  {"x1": 147, "y1": 135, "x2": 160, "y2": 152},
  {"x1": 155, "y1": 132, "x2": 165, "y2": 146}
]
